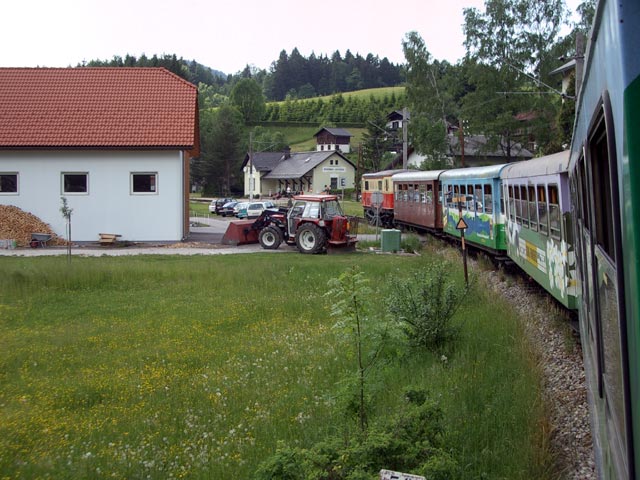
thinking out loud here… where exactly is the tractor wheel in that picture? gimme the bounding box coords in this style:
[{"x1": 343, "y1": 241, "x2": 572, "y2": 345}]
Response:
[
  {"x1": 295, "y1": 223, "x2": 327, "y2": 254},
  {"x1": 259, "y1": 226, "x2": 283, "y2": 250}
]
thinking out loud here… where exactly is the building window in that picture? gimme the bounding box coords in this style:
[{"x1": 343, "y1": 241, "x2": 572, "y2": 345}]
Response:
[
  {"x1": 62, "y1": 172, "x2": 88, "y2": 194},
  {"x1": 0, "y1": 173, "x2": 18, "y2": 194},
  {"x1": 131, "y1": 172, "x2": 158, "y2": 194}
]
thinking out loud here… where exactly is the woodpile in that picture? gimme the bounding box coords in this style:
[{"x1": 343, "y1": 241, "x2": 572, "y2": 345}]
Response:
[{"x1": 0, "y1": 205, "x2": 65, "y2": 246}]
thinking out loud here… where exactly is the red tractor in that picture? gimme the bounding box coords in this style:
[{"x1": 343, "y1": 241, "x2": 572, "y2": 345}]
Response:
[{"x1": 252, "y1": 194, "x2": 358, "y2": 254}]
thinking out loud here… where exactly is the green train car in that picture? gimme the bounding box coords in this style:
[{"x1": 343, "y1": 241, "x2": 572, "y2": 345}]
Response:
[
  {"x1": 568, "y1": 0, "x2": 640, "y2": 477},
  {"x1": 440, "y1": 164, "x2": 508, "y2": 255},
  {"x1": 501, "y1": 151, "x2": 577, "y2": 309}
]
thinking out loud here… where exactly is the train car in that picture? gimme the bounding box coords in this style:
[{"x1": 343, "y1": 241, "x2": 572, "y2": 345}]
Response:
[
  {"x1": 392, "y1": 170, "x2": 445, "y2": 232},
  {"x1": 568, "y1": 0, "x2": 640, "y2": 478},
  {"x1": 501, "y1": 151, "x2": 578, "y2": 309},
  {"x1": 440, "y1": 164, "x2": 508, "y2": 254},
  {"x1": 361, "y1": 169, "x2": 412, "y2": 227}
]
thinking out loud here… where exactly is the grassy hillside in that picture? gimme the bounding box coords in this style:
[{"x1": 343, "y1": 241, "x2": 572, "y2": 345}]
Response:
[
  {"x1": 288, "y1": 127, "x2": 367, "y2": 152},
  {"x1": 266, "y1": 86, "x2": 406, "y2": 107}
]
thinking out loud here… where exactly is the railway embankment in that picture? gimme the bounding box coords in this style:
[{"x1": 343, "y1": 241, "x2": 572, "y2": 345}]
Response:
[{"x1": 484, "y1": 265, "x2": 596, "y2": 479}]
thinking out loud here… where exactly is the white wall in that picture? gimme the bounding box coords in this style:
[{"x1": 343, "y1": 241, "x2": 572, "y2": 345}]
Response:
[
  {"x1": 312, "y1": 154, "x2": 356, "y2": 192},
  {"x1": 315, "y1": 144, "x2": 351, "y2": 154},
  {"x1": 0, "y1": 150, "x2": 185, "y2": 241}
]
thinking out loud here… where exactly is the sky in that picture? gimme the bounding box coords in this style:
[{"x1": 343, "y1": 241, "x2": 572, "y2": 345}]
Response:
[{"x1": 2, "y1": 0, "x2": 582, "y2": 75}]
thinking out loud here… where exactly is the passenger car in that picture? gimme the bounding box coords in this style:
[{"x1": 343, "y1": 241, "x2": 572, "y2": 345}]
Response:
[
  {"x1": 211, "y1": 198, "x2": 234, "y2": 214},
  {"x1": 234, "y1": 202, "x2": 250, "y2": 218},
  {"x1": 245, "y1": 201, "x2": 278, "y2": 218},
  {"x1": 219, "y1": 201, "x2": 238, "y2": 217}
]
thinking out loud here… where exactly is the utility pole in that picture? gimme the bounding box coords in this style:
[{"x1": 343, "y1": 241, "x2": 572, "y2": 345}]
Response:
[
  {"x1": 458, "y1": 119, "x2": 465, "y2": 168},
  {"x1": 248, "y1": 131, "x2": 254, "y2": 200},
  {"x1": 402, "y1": 107, "x2": 408, "y2": 169}
]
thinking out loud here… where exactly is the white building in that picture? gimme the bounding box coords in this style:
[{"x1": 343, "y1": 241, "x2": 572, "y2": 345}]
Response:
[{"x1": 0, "y1": 67, "x2": 199, "y2": 242}]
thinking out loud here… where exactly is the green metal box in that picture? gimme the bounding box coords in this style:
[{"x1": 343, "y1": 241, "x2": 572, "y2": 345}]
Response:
[{"x1": 381, "y1": 229, "x2": 401, "y2": 252}]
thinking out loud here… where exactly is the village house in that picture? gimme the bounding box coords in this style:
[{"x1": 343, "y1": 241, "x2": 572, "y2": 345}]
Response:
[
  {"x1": 313, "y1": 127, "x2": 353, "y2": 153},
  {"x1": 0, "y1": 67, "x2": 199, "y2": 242},
  {"x1": 381, "y1": 109, "x2": 533, "y2": 169},
  {"x1": 242, "y1": 147, "x2": 356, "y2": 197}
]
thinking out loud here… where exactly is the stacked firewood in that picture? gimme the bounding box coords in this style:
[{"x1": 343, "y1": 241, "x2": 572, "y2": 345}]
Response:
[{"x1": 0, "y1": 205, "x2": 64, "y2": 246}]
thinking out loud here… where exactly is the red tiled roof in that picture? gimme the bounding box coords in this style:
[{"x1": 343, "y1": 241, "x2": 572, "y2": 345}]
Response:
[{"x1": 0, "y1": 67, "x2": 198, "y2": 150}]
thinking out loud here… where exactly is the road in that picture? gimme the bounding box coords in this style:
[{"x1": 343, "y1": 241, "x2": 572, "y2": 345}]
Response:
[{"x1": 0, "y1": 216, "x2": 379, "y2": 257}]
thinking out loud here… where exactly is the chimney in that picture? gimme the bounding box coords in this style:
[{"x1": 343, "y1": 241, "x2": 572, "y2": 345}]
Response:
[{"x1": 283, "y1": 146, "x2": 291, "y2": 160}]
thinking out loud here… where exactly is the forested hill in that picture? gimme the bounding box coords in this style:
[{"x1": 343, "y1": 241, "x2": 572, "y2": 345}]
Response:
[
  {"x1": 80, "y1": 49, "x2": 404, "y2": 102},
  {"x1": 264, "y1": 48, "x2": 403, "y2": 101}
]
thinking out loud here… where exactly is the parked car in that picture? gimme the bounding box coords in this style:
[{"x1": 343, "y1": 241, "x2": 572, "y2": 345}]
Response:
[
  {"x1": 211, "y1": 197, "x2": 234, "y2": 214},
  {"x1": 219, "y1": 201, "x2": 238, "y2": 217},
  {"x1": 234, "y1": 202, "x2": 250, "y2": 218},
  {"x1": 245, "y1": 201, "x2": 278, "y2": 218}
]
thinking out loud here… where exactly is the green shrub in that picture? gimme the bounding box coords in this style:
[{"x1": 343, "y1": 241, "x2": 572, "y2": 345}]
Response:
[
  {"x1": 254, "y1": 391, "x2": 458, "y2": 480},
  {"x1": 387, "y1": 263, "x2": 468, "y2": 352},
  {"x1": 400, "y1": 234, "x2": 423, "y2": 253}
]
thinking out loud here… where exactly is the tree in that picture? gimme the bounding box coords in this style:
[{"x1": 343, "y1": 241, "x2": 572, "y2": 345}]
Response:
[
  {"x1": 361, "y1": 111, "x2": 394, "y2": 173},
  {"x1": 229, "y1": 78, "x2": 265, "y2": 123},
  {"x1": 402, "y1": 32, "x2": 451, "y2": 163},
  {"x1": 462, "y1": 0, "x2": 568, "y2": 158},
  {"x1": 193, "y1": 105, "x2": 244, "y2": 195},
  {"x1": 250, "y1": 126, "x2": 287, "y2": 153}
]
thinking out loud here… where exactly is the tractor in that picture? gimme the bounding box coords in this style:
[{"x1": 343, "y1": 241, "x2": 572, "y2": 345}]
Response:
[{"x1": 245, "y1": 194, "x2": 358, "y2": 254}]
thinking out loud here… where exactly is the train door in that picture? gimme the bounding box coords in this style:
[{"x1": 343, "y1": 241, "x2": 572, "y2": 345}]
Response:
[{"x1": 583, "y1": 96, "x2": 632, "y2": 479}]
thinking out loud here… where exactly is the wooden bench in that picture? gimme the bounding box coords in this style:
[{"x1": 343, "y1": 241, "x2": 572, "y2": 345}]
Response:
[{"x1": 99, "y1": 233, "x2": 122, "y2": 245}]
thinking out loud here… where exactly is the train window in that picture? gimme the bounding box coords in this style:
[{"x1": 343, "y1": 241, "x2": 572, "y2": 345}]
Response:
[
  {"x1": 549, "y1": 184, "x2": 561, "y2": 239},
  {"x1": 520, "y1": 185, "x2": 529, "y2": 227},
  {"x1": 484, "y1": 184, "x2": 492, "y2": 214},
  {"x1": 537, "y1": 185, "x2": 548, "y2": 235},
  {"x1": 426, "y1": 184, "x2": 433, "y2": 204},
  {"x1": 408, "y1": 185, "x2": 414, "y2": 203},
  {"x1": 364, "y1": 180, "x2": 369, "y2": 191},
  {"x1": 395, "y1": 185, "x2": 400, "y2": 202},
  {"x1": 516, "y1": 185, "x2": 523, "y2": 222},
  {"x1": 377, "y1": 180, "x2": 383, "y2": 191},
  {"x1": 591, "y1": 120, "x2": 615, "y2": 261},
  {"x1": 419, "y1": 184, "x2": 426, "y2": 203},
  {"x1": 460, "y1": 185, "x2": 468, "y2": 210},
  {"x1": 579, "y1": 159, "x2": 590, "y2": 231},
  {"x1": 528, "y1": 185, "x2": 538, "y2": 231},
  {"x1": 508, "y1": 185, "x2": 515, "y2": 221},
  {"x1": 414, "y1": 184, "x2": 420, "y2": 202},
  {"x1": 384, "y1": 179, "x2": 389, "y2": 192},
  {"x1": 474, "y1": 185, "x2": 483, "y2": 212}
]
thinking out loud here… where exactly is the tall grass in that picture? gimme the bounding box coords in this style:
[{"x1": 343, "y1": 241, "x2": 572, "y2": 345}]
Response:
[{"x1": 0, "y1": 252, "x2": 551, "y2": 479}]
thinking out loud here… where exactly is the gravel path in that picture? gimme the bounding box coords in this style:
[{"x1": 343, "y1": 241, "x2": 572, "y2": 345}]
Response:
[{"x1": 485, "y1": 268, "x2": 596, "y2": 479}]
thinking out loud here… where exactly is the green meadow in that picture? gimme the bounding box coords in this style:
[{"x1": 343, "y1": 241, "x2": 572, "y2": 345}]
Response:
[{"x1": 0, "y1": 251, "x2": 552, "y2": 479}]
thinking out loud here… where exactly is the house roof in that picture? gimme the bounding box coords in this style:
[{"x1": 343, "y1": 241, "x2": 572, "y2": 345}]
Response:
[
  {"x1": 387, "y1": 110, "x2": 408, "y2": 122},
  {"x1": 242, "y1": 151, "x2": 286, "y2": 172},
  {"x1": 0, "y1": 67, "x2": 199, "y2": 151},
  {"x1": 550, "y1": 59, "x2": 576, "y2": 76},
  {"x1": 263, "y1": 150, "x2": 354, "y2": 180},
  {"x1": 313, "y1": 127, "x2": 353, "y2": 138},
  {"x1": 447, "y1": 134, "x2": 533, "y2": 159}
]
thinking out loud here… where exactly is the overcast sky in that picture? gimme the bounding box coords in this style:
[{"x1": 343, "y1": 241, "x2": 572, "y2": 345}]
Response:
[{"x1": 2, "y1": 0, "x2": 582, "y2": 74}]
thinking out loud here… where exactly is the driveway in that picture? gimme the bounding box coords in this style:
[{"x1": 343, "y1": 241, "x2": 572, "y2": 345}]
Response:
[{"x1": 0, "y1": 216, "x2": 377, "y2": 257}]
